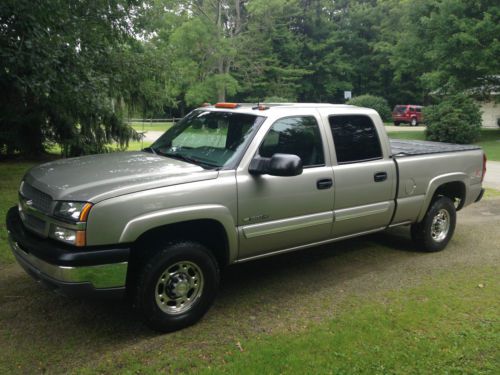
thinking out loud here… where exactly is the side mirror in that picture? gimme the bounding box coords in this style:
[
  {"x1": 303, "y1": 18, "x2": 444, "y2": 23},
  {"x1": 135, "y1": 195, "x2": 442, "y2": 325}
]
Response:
[{"x1": 249, "y1": 153, "x2": 303, "y2": 177}]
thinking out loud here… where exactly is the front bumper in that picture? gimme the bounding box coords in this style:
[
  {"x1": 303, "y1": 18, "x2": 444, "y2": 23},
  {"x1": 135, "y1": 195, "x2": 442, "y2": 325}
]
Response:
[{"x1": 6, "y1": 207, "x2": 129, "y2": 298}]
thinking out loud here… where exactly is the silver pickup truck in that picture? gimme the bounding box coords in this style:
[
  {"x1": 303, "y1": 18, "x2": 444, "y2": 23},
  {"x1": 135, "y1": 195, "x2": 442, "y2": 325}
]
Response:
[{"x1": 7, "y1": 103, "x2": 486, "y2": 331}]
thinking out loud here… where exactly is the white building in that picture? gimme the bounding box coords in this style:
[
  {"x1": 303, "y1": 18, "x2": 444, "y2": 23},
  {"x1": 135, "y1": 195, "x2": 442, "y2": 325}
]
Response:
[{"x1": 479, "y1": 100, "x2": 500, "y2": 128}]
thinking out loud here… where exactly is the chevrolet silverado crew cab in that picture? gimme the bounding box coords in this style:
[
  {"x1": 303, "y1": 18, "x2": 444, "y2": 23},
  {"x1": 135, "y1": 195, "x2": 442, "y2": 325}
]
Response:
[{"x1": 7, "y1": 103, "x2": 486, "y2": 332}]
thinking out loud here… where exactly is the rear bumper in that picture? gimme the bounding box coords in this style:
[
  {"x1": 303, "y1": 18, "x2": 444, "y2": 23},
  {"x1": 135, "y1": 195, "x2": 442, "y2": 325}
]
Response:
[
  {"x1": 475, "y1": 188, "x2": 485, "y2": 203},
  {"x1": 392, "y1": 116, "x2": 412, "y2": 123},
  {"x1": 6, "y1": 206, "x2": 129, "y2": 298}
]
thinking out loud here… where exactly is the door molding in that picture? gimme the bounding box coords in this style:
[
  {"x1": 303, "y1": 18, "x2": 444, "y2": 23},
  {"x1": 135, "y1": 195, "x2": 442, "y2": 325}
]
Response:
[{"x1": 241, "y1": 211, "x2": 333, "y2": 239}]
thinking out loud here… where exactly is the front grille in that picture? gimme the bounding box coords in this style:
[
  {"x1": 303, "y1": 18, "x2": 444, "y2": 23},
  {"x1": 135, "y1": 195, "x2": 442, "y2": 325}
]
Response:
[
  {"x1": 20, "y1": 182, "x2": 53, "y2": 214},
  {"x1": 22, "y1": 213, "x2": 46, "y2": 234}
]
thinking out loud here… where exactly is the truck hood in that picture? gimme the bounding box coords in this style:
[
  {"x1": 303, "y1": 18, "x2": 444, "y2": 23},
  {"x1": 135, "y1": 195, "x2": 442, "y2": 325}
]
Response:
[{"x1": 24, "y1": 152, "x2": 218, "y2": 203}]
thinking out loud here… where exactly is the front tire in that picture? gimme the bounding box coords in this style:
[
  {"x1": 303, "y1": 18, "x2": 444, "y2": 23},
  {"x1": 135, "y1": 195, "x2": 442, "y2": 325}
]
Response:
[
  {"x1": 134, "y1": 241, "x2": 220, "y2": 332},
  {"x1": 410, "y1": 117, "x2": 418, "y2": 126},
  {"x1": 411, "y1": 196, "x2": 456, "y2": 252}
]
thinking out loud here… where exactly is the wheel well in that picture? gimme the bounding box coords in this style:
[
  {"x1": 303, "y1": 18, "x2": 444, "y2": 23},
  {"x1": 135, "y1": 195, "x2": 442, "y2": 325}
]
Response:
[
  {"x1": 433, "y1": 181, "x2": 466, "y2": 210},
  {"x1": 126, "y1": 219, "x2": 229, "y2": 289}
]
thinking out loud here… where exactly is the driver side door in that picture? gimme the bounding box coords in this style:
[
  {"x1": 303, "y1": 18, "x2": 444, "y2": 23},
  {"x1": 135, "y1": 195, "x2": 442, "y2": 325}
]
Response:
[{"x1": 236, "y1": 115, "x2": 334, "y2": 260}]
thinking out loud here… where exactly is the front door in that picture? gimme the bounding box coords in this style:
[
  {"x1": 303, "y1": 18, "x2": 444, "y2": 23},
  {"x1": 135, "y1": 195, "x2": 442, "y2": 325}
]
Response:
[{"x1": 237, "y1": 115, "x2": 334, "y2": 260}]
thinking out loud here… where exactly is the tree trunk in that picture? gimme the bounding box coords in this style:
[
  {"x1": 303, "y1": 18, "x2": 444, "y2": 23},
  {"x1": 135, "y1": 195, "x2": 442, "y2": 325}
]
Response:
[{"x1": 217, "y1": 57, "x2": 226, "y2": 102}]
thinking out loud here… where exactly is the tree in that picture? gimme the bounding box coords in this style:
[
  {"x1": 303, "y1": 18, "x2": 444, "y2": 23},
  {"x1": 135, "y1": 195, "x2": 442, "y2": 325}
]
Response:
[
  {"x1": 389, "y1": 0, "x2": 500, "y2": 96},
  {"x1": 425, "y1": 93, "x2": 482, "y2": 144},
  {"x1": 347, "y1": 94, "x2": 392, "y2": 121},
  {"x1": 0, "y1": 0, "x2": 142, "y2": 157}
]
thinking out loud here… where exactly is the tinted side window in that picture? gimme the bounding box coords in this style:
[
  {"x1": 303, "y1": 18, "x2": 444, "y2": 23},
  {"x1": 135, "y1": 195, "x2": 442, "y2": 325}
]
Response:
[
  {"x1": 416, "y1": 107, "x2": 422, "y2": 113},
  {"x1": 260, "y1": 116, "x2": 324, "y2": 167},
  {"x1": 328, "y1": 115, "x2": 382, "y2": 164}
]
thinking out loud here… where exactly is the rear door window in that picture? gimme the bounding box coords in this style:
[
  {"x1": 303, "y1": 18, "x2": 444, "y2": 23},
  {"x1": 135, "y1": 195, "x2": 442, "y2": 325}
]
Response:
[{"x1": 328, "y1": 115, "x2": 382, "y2": 164}]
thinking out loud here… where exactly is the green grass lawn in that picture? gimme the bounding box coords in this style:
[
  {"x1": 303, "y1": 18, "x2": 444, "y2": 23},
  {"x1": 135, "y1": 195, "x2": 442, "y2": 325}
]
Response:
[
  {"x1": 47, "y1": 140, "x2": 153, "y2": 155},
  {"x1": 129, "y1": 121, "x2": 172, "y2": 133},
  {"x1": 388, "y1": 129, "x2": 500, "y2": 161},
  {"x1": 192, "y1": 266, "x2": 499, "y2": 375},
  {"x1": 69, "y1": 265, "x2": 498, "y2": 374},
  {"x1": 477, "y1": 129, "x2": 500, "y2": 161},
  {"x1": 125, "y1": 140, "x2": 152, "y2": 151},
  {"x1": 0, "y1": 162, "x2": 36, "y2": 264}
]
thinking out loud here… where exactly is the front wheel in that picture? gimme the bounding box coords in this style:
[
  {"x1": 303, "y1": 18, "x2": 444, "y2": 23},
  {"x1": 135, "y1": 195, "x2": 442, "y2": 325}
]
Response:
[
  {"x1": 411, "y1": 196, "x2": 456, "y2": 252},
  {"x1": 133, "y1": 241, "x2": 220, "y2": 332},
  {"x1": 410, "y1": 117, "x2": 418, "y2": 126}
]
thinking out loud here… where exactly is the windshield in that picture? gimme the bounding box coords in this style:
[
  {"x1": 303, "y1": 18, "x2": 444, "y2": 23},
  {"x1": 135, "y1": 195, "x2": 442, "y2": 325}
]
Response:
[{"x1": 148, "y1": 110, "x2": 264, "y2": 169}]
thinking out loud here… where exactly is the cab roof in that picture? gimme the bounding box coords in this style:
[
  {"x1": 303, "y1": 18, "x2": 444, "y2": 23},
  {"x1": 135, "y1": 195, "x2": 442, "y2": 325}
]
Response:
[{"x1": 200, "y1": 102, "x2": 356, "y2": 115}]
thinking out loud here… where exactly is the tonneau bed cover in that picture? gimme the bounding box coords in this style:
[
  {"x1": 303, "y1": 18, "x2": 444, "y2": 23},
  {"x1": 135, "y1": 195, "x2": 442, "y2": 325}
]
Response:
[{"x1": 390, "y1": 139, "x2": 481, "y2": 157}]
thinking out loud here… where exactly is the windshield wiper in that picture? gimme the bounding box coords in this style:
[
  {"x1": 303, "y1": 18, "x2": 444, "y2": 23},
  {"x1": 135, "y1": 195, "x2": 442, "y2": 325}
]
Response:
[{"x1": 142, "y1": 146, "x2": 157, "y2": 155}]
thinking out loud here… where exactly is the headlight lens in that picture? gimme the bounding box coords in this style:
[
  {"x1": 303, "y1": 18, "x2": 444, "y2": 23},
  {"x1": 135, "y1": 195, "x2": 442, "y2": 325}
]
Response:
[
  {"x1": 53, "y1": 226, "x2": 77, "y2": 244},
  {"x1": 51, "y1": 226, "x2": 86, "y2": 246},
  {"x1": 54, "y1": 201, "x2": 92, "y2": 222}
]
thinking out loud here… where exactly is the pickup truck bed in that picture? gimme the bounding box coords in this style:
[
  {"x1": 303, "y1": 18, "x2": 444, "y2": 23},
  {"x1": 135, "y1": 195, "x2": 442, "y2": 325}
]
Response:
[{"x1": 390, "y1": 139, "x2": 481, "y2": 157}]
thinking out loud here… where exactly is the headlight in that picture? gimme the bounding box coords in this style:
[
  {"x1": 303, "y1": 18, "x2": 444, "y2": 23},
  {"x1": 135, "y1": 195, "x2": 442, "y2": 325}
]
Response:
[
  {"x1": 54, "y1": 201, "x2": 92, "y2": 222},
  {"x1": 50, "y1": 226, "x2": 86, "y2": 246},
  {"x1": 51, "y1": 201, "x2": 92, "y2": 246},
  {"x1": 53, "y1": 226, "x2": 77, "y2": 244}
]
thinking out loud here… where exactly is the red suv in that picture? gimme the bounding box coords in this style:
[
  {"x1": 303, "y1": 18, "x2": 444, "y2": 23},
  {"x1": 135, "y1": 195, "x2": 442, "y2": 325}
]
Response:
[{"x1": 392, "y1": 105, "x2": 424, "y2": 126}]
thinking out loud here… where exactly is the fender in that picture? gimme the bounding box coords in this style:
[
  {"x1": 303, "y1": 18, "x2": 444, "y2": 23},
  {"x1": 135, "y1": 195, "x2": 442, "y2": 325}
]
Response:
[
  {"x1": 417, "y1": 172, "x2": 468, "y2": 222},
  {"x1": 119, "y1": 204, "x2": 238, "y2": 263}
]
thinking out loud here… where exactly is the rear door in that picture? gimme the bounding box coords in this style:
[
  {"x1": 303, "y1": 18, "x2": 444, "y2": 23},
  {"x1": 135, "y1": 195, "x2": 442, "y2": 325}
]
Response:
[
  {"x1": 327, "y1": 114, "x2": 396, "y2": 237},
  {"x1": 416, "y1": 106, "x2": 423, "y2": 122}
]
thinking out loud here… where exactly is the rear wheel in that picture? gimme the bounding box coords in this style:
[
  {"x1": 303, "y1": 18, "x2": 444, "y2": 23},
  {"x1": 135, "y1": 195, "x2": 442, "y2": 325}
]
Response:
[
  {"x1": 394, "y1": 121, "x2": 400, "y2": 126},
  {"x1": 134, "y1": 241, "x2": 219, "y2": 332},
  {"x1": 410, "y1": 117, "x2": 418, "y2": 126},
  {"x1": 411, "y1": 196, "x2": 456, "y2": 252}
]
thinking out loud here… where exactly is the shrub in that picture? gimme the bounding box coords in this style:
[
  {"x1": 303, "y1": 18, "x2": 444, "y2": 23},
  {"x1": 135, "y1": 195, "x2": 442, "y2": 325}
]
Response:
[
  {"x1": 424, "y1": 93, "x2": 481, "y2": 144},
  {"x1": 347, "y1": 95, "x2": 392, "y2": 122}
]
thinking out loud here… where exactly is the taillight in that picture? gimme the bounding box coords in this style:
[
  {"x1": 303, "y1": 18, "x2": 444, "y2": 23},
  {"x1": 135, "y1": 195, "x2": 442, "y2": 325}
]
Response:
[{"x1": 481, "y1": 153, "x2": 487, "y2": 182}]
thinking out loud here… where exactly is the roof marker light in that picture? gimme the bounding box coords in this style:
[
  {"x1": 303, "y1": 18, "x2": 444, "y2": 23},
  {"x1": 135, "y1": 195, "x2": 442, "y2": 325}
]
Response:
[
  {"x1": 252, "y1": 104, "x2": 269, "y2": 111},
  {"x1": 215, "y1": 102, "x2": 239, "y2": 109}
]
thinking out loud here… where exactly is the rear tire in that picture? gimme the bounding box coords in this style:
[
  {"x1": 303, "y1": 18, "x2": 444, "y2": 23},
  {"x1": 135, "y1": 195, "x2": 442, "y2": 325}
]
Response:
[
  {"x1": 134, "y1": 241, "x2": 220, "y2": 332},
  {"x1": 411, "y1": 196, "x2": 456, "y2": 252},
  {"x1": 394, "y1": 121, "x2": 400, "y2": 126}
]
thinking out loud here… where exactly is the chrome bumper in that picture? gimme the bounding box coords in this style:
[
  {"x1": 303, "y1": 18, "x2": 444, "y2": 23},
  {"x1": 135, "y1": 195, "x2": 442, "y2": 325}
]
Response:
[{"x1": 9, "y1": 235, "x2": 128, "y2": 290}]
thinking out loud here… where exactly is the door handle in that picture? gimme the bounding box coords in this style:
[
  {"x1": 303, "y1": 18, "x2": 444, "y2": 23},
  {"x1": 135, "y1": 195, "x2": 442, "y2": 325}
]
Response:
[
  {"x1": 374, "y1": 172, "x2": 387, "y2": 182},
  {"x1": 317, "y1": 178, "x2": 333, "y2": 189}
]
